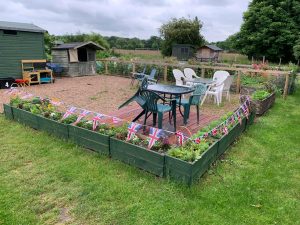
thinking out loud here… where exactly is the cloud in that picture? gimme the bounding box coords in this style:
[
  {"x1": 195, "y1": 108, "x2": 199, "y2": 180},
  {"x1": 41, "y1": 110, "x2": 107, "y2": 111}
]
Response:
[{"x1": 0, "y1": 0, "x2": 250, "y2": 41}]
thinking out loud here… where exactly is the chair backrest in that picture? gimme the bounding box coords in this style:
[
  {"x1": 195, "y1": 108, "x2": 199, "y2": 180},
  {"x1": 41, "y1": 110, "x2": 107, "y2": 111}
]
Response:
[
  {"x1": 141, "y1": 66, "x2": 146, "y2": 74},
  {"x1": 213, "y1": 71, "x2": 230, "y2": 84},
  {"x1": 148, "y1": 68, "x2": 157, "y2": 79},
  {"x1": 190, "y1": 83, "x2": 207, "y2": 105},
  {"x1": 140, "y1": 90, "x2": 161, "y2": 112},
  {"x1": 184, "y1": 68, "x2": 198, "y2": 79},
  {"x1": 173, "y1": 69, "x2": 185, "y2": 86},
  {"x1": 223, "y1": 75, "x2": 234, "y2": 91},
  {"x1": 140, "y1": 77, "x2": 148, "y2": 90}
]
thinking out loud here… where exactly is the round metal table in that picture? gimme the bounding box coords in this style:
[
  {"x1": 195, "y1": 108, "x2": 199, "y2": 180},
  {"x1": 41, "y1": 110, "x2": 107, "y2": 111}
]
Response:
[{"x1": 147, "y1": 84, "x2": 195, "y2": 130}]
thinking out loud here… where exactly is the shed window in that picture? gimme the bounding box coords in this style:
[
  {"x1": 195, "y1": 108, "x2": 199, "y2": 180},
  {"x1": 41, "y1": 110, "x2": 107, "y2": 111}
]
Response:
[{"x1": 3, "y1": 30, "x2": 17, "y2": 35}]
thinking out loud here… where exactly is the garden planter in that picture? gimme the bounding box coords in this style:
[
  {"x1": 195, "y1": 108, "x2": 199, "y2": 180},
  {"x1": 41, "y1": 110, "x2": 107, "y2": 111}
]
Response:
[
  {"x1": 37, "y1": 116, "x2": 69, "y2": 139},
  {"x1": 12, "y1": 107, "x2": 39, "y2": 129},
  {"x1": 68, "y1": 125, "x2": 110, "y2": 155},
  {"x1": 110, "y1": 137, "x2": 165, "y2": 177},
  {"x1": 3, "y1": 104, "x2": 13, "y2": 120},
  {"x1": 253, "y1": 93, "x2": 275, "y2": 115},
  {"x1": 246, "y1": 110, "x2": 256, "y2": 126},
  {"x1": 165, "y1": 141, "x2": 219, "y2": 186},
  {"x1": 217, "y1": 117, "x2": 247, "y2": 158}
]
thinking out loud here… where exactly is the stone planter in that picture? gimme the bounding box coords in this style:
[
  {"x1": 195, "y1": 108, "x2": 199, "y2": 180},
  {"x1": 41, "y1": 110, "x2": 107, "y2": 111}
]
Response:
[
  {"x1": 68, "y1": 125, "x2": 110, "y2": 155},
  {"x1": 110, "y1": 137, "x2": 165, "y2": 177}
]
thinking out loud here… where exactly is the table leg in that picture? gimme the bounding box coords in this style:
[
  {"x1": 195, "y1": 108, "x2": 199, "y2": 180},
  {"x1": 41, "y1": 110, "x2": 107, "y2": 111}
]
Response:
[
  {"x1": 172, "y1": 99, "x2": 176, "y2": 132},
  {"x1": 178, "y1": 95, "x2": 184, "y2": 117},
  {"x1": 132, "y1": 109, "x2": 146, "y2": 122}
]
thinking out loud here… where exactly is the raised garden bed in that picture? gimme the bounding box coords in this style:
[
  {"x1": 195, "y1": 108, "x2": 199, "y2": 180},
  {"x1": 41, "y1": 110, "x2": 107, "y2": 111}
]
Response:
[
  {"x1": 37, "y1": 116, "x2": 69, "y2": 139},
  {"x1": 253, "y1": 92, "x2": 275, "y2": 115},
  {"x1": 217, "y1": 117, "x2": 247, "y2": 158},
  {"x1": 3, "y1": 104, "x2": 13, "y2": 120},
  {"x1": 110, "y1": 137, "x2": 165, "y2": 177},
  {"x1": 165, "y1": 141, "x2": 219, "y2": 185},
  {"x1": 12, "y1": 107, "x2": 39, "y2": 130},
  {"x1": 68, "y1": 125, "x2": 110, "y2": 155}
]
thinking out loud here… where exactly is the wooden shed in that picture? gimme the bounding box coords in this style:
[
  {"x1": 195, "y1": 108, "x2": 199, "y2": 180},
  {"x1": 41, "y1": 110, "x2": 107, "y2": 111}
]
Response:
[
  {"x1": 196, "y1": 45, "x2": 223, "y2": 62},
  {"x1": 52, "y1": 42, "x2": 104, "y2": 77},
  {"x1": 0, "y1": 21, "x2": 46, "y2": 79},
  {"x1": 172, "y1": 44, "x2": 195, "y2": 61}
]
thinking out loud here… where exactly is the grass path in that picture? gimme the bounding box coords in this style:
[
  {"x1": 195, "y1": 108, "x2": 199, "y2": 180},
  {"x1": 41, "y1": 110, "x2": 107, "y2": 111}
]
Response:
[{"x1": 0, "y1": 91, "x2": 299, "y2": 224}]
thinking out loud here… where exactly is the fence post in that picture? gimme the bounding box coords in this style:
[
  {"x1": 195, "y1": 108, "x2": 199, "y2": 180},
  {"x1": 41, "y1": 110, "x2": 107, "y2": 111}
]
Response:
[
  {"x1": 283, "y1": 73, "x2": 289, "y2": 98},
  {"x1": 201, "y1": 68, "x2": 205, "y2": 78},
  {"x1": 236, "y1": 70, "x2": 241, "y2": 94},
  {"x1": 164, "y1": 65, "x2": 168, "y2": 82},
  {"x1": 132, "y1": 62, "x2": 136, "y2": 74},
  {"x1": 105, "y1": 61, "x2": 108, "y2": 74}
]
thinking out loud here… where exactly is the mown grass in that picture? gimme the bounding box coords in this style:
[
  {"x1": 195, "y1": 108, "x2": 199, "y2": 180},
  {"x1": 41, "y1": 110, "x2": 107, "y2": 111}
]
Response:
[{"x1": 0, "y1": 91, "x2": 299, "y2": 224}]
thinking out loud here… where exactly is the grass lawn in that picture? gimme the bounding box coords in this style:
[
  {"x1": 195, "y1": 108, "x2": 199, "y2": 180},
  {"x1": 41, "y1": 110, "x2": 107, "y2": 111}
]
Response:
[{"x1": 0, "y1": 91, "x2": 299, "y2": 224}]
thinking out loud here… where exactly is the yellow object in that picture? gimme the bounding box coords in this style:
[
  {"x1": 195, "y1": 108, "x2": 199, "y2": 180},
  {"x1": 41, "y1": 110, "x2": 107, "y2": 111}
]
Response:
[{"x1": 21, "y1": 59, "x2": 53, "y2": 85}]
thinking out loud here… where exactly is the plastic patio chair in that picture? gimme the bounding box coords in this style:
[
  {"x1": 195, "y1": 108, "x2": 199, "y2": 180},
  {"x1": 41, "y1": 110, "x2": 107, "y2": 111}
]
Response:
[
  {"x1": 206, "y1": 82, "x2": 224, "y2": 106},
  {"x1": 140, "y1": 90, "x2": 173, "y2": 130},
  {"x1": 145, "y1": 68, "x2": 158, "y2": 84},
  {"x1": 173, "y1": 69, "x2": 190, "y2": 87},
  {"x1": 176, "y1": 83, "x2": 207, "y2": 124},
  {"x1": 184, "y1": 68, "x2": 200, "y2": 79},
  {"x1": 131, "y1": 66, "x2": 146, "y2": 85},
  {"x1": 222, "y1": 75, "x2": 234, "y2": 101},
  {"x1": 212, "y1": 70, "x2": 230, "y2": 83}
]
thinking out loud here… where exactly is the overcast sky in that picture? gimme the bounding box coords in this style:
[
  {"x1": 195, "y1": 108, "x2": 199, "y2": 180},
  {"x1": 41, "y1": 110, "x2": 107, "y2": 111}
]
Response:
[{"x1": 0, "y1": 0, "x2": 250, "y2": 42}]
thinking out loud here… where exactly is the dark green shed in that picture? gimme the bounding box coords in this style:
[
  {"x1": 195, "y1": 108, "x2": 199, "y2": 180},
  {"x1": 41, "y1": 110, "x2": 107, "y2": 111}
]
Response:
[
  {"x1": 172, "y1": 44, "x2": 195, "y2": 61},
  {"x1": 0, "y1": 21, "x2": 46, "y2": 79}
]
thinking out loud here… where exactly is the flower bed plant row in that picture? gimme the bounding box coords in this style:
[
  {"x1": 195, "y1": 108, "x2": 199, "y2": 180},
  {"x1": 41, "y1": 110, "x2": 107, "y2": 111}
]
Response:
[{"x1": 3, "y1": 96, "x2": 255, "y2": 186}]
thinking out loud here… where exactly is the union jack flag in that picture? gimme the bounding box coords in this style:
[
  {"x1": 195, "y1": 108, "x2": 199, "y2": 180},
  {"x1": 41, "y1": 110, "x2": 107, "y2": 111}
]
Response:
[
  {"x1": 73, "y1": 109, "x2": 90, "y2": 125},
  {"x1": 92, "y1": 113, "x2": 106, "y2": 130},
  {"x1": 194, "y1": 137, "x2": 201, "y2": 144},
  {"x1": 175, "y1": 131, "x2": 185, "y2": 146},
  {"x1": 242, "y1": 103, "x2": 249, "y2": 119},
  {"x1": 222, "y1": 125, "x2": 229, "y2": 135},
  {"x1": 237, "y1": 110, "x2": 242, "y2": 125},
  {"x1": 148, "y1": 127, "x2": 162, "y2": 149},
  {"x1": 203, "y1": 132, "x2": 209, "y2": 138},
  {"x1": 126, "y1": 122, "x2": 142, "y2": 141},
  {"x1": 50, "y1": 99, "x2": 62, "y2": 106},
  {"x1": 62, "y1": 107, "x2": 77, "y2": 120},
  {"x1": 112, "y1": 117, "x2": 122, "y2": 124}
]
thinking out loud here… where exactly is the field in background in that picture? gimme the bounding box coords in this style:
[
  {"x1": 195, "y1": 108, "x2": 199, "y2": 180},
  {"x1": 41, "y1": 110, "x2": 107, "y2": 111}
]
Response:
[{"x1": 113, "y1": 49, "x2": 252, "y2": 64}]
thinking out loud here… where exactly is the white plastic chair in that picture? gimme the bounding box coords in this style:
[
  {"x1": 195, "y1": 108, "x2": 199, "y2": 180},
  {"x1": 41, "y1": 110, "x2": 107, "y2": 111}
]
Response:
[
  {"x1": 206, "y1": 83, "x2": 224, "y2": 106},
  {"x1": 184, "y1": 68, "x2": 200, "y2": 79},
  {"x1": 213, "y1": 70, "x2": 230, "y2": 83},
  {"x1": 173, "y1": 69, "x2": 188, "y2": 86},
  {"x1": 222, "y1": 75, "x2": 234, "y2": 101}
]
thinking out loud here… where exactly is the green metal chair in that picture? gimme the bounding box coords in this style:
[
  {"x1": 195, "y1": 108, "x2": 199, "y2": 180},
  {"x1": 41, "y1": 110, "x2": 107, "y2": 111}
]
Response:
[
  {"x1": 140, "y1": 90, "x2": 174, "y2": 130},
  {"x1": 176, "y1": 83, "x2": 207, "y2": 124}
]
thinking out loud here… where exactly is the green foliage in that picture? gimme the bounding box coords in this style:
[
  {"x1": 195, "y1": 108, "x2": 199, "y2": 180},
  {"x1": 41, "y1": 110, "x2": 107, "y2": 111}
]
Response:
[
  {"x1": 241, "y1": 74, "x2": 267, "y2": 87},
  {"x1": 44, "y1": 32, "x2": 56, "y2": 60},
  {"x1": 293, "y1": 38, "x2": 300, "y2": 60},
  {"x1": 235, "y1": 0, "x2": 300, "y2": 62},
  {"x1": 251, "y1": 90, "x2": 271, "y2": 100},
  {"x1": 159, "y1": 17, "x2": 205, "y2": 56},
  {"x1": 61, "y1": 114, "x2": 78, "y2": 124},
  {"x1": 168, "y1": 140, "x2": 210, "y2": 162}
]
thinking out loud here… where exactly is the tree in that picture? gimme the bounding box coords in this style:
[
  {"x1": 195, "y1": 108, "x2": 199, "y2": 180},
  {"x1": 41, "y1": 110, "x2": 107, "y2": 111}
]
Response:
[
  {"x1": 44, "y1": 32, "x2": 56, "y2": 60},
  {"x1": 293, "y1": 39, "x2": 300, "y2": 61},
  {"x1": 159, "y1": 17, "x2": 205, "y2": 56},
  {"x1": 235, "y1": 0, "x2": 300, "y2": 62}
]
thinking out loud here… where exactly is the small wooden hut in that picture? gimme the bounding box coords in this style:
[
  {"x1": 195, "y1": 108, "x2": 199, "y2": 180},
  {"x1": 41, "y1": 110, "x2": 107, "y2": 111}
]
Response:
[
  {"x1": 52, "y1": 41, "x2": 104, "y2": 76},
  {"x1": 196, "y1": 45, "x2": 223, "y2": 62}
]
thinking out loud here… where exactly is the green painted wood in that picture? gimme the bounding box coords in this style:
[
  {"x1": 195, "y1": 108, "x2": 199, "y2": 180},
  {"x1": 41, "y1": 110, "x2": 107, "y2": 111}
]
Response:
[
  {"x1": 247, "y1": 110, "x2": 256, "y2": 126},
  {"x1": 0, "y1": 30, "x2": 45, "y2": 78},
  {"x1": 217, "y1": 117, "x2": 247, "y2": 158},
  {"x1": 37, "y1": 116, "x2": 69, "y2": 139},
  {"x1": 3, "y1": 104, "x2": 13, "y2": 120},
  {"x1": 11, "y1": 107, "x2": 39, "y2": 129},
  {"x1": 110, "y1": 137, "x2": 165, "y2": 177},
  {"x1": 68, "y1": 125, "x2": 110, "y2": 155},
  {"x1": 165, "y1": 142, "x2": 219, "y2": 185}
]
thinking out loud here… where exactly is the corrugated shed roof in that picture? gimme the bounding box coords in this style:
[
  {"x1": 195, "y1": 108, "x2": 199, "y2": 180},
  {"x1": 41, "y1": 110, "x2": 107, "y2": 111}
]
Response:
[
  {"x1": 205, "y1": 44, "x2": 223, "y2": 51},
  {"x1": 52, "y1": 41, "x2": 105, "y2": 50},
  {"x1": 0, "y1": 21, "x2": 45, "y2": 33}
]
